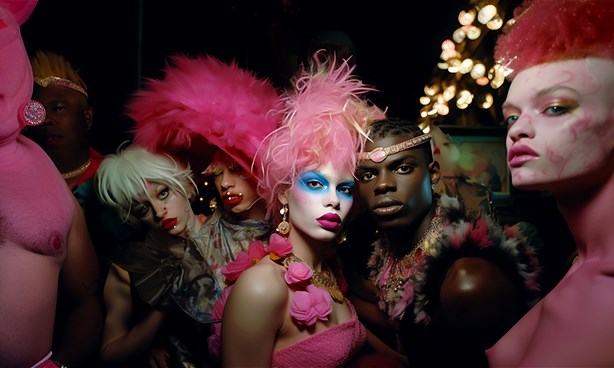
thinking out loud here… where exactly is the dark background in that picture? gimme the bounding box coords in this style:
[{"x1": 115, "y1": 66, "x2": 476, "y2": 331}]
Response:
[
  {"x1": 21, "y1": 0, "x2": 464, "y2": 154},
  {"x1": 20, "y1": 0, "x2": 574, "y2": 292}
]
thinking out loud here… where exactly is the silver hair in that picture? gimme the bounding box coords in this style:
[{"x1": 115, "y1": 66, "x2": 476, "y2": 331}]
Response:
[{"x1": 95, "y1": 144, "x2": 197, "y2": 222}]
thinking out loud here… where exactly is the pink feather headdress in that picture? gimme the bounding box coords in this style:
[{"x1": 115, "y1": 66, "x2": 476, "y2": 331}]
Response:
[
  {"x1": 128, "y1": 54, "x2": 281, "y2": 180},
  {"x1": 258, "y1": 52, "x2": 386, "y2": 221},
  {"x1": 495, "y1": 0, "x2": 614, "y2": 79}
]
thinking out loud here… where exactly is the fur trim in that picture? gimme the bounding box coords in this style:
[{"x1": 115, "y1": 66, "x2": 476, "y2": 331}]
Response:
[
  {"x1": 368, "y1": 195, "x2": 541, "y2": 325},
  {"x1": 129, "y1": 55, "x2": 281, "y2": 179},
  {"x1": 495, "y1": 0, "x2": 614, "y2": 79}
]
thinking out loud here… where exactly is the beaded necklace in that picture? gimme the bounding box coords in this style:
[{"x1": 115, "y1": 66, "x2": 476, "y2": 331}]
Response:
[
  {"x1": 383, "y1": 207, "x2": 444, "y2": 300},
  {"x1": 371, "y1": 206, "x2": 445, "y2": 322}
]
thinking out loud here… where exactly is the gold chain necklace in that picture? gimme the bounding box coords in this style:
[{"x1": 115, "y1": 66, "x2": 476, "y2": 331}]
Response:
[
  {"x1": 62, "y1": 158, "x2": 91, "y2": 180},
  {"x1": 284, "y1": 254, "x2": 344, "y2": 303},
  {"x1": 384, "y1": 206, "x2": 445, "y2": 301}
]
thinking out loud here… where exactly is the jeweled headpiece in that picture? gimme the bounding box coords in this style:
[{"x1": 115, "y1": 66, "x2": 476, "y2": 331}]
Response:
[
  {"x1": 128, "y1": 54, "x2": 281, "y2": 181},
  {"x1": 360, "y1": 134, "x2": 431, "y2": 163},
  {"x1": 31, "y1": 50, "x2": 89, "y2": 98},
  {"x1": 257, "y1": 52, "x2": 386, "y2": 220},
  {"x1": 495, "y1": 0, "x2": 614, "y2": 79}
]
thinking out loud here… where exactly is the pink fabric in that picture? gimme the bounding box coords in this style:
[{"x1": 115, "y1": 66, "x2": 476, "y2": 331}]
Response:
[
  {"x1": 72, "y1": 147, "x2": 103, "y2": 188},
  {"x1": 271, "y1": 301, "x2": 366, "y2": 368},
  {"x1": 0, "y1": 1, "x2": 75, "y2": 365},
  {"x1": 30, "y1": 352, "x2": 58, "y2": 368}
]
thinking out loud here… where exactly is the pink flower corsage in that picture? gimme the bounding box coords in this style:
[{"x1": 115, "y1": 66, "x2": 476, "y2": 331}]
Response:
[
  {"x1": 268, "y1": 233, "x2": 293, "y2": 261},
  {"x1": 284, "y1": 261, "x2": 312, "y2": 285},
  {"x1": 290, "y1": 284, "x2": 333, "y2": 326},
  {"x1": 222, "y1": 240, "x2": 267, "y2": 283}
]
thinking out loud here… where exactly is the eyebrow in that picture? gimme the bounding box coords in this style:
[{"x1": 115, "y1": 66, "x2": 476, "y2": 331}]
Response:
[{"x1": 503, "y1": 85, "x2": 580, "y2": 110}]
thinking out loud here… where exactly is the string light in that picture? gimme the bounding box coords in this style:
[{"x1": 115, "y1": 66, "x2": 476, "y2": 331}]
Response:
[{"x1": 418, "y1": 1, "x2": 511, "y2": 128}]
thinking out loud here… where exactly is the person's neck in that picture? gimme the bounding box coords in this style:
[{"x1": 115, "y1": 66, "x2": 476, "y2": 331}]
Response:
[
  {"x1": 555, "y1": 176, "x2": 614, "y2": 259},
  {"x1": 225, "y1": 198, "x2": 268, "y2": 222},
  {"x1": 386, "y1": 205, "x2": 438, "y2": 258},
  {"x1": 286, "y1": 230, "x2": 328, "y2": 271},
  {"x1": 49, "y1": 148, "x2": 91, "y2": 174}
]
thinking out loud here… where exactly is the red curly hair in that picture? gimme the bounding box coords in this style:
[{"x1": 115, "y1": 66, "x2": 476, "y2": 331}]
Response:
[{"x1": 495, "y1": 0, "x2": 614, "y2": 79}]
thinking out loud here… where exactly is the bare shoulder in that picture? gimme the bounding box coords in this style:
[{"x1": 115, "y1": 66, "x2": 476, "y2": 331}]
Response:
[
  {"x1": 224, "y1": 259, "x2": 289, "y2": 325},
  {"x1": 109, "y1": 263, "x2": 130, "y2": 284},
  {"x1": 440, "y1": 257, "x2": 522, "y2": 323},
  {"x1": 231, "y1": 259, "x2": 288, "y2": 305}
]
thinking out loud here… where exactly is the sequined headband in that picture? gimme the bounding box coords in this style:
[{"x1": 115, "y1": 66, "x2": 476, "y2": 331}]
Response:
[
  {"x1": 34, "y1": 76, "x2": 88, "y2": 98},
  {"x1": 360, "y1": 134, "x2": 432, "y2": 163}
]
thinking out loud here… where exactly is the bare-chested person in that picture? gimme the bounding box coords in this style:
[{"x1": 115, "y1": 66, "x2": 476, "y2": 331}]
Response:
[{"x1": 0, "y1": 1, "x2": 103, "y2": 366}]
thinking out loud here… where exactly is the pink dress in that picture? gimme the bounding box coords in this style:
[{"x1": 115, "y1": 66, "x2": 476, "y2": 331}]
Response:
[{"x1": 272, "y1": 301, "x2": 366, "y2": 368}]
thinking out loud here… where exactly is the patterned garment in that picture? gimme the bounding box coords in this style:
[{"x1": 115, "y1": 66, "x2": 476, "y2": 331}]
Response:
[
  {"x1": 192, "y1": 209, "x2": 272, "y2": 287},
  {"x1": 368, "y1": 195, "x2": 541, "y2": 367},
  {"x1": 114, "y1": 210, "x2": 272, "y2": 323}
]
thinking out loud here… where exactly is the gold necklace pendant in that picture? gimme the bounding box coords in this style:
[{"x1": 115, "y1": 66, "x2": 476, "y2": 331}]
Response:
[
  {"x1": 383, "y1": 206, "x2": 445, "y2": 302},
  {"x1": 285, "y1": 254, "x2": 344, "y2": 303}
]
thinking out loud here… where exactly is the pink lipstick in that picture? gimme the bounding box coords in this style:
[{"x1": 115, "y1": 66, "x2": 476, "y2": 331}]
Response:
[
  {"x1": 508, "y1": 144, "x2": 538, "y2": 168},
  {"x1": 317, "y1": 213, "x2": 341, "y2": 230}
]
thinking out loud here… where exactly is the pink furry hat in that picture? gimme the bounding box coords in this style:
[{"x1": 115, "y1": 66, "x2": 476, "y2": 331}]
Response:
[
  {"x1": 495, "y1": 0, "x2": 614, "y2": 79},
  {"x1": 128, "y1": 54, "x2": 281, "y2": 180},
  {"x1": 0, "y1": 0, "x2": 39, "y2": 144},
  {"x1": 258, "y1": 52, "x2": 386, "y2": 221}
]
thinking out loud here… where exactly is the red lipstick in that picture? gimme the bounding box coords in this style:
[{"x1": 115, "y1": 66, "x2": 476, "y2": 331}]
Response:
[{"x1": 161, "y1": 218, "x2": 177, "y2": 230}]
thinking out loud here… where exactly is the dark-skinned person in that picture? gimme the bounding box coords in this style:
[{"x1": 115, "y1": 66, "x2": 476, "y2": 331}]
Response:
[
  {"x1": 24, "y1": 50, "x2": 109, "y2": 366},
  {"x1": 352, "y1": 117, "x2": 541, "y2": 367}
]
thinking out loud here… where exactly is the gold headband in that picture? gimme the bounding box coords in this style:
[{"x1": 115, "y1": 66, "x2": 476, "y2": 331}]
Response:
[
  {"x1": 360, "y1": 134, "x2": 432, "y2": 163},
  {"x1": 34, "y1": 76, "x2": 89, "y2": 98}
]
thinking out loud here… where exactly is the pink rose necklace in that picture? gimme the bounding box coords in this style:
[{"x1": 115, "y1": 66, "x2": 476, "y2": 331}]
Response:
[{"x1": 282, "y1": 254, "x2": 344, "y2": 304}]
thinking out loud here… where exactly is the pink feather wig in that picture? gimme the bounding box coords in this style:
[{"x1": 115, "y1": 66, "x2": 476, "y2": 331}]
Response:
[
  {"x1": 495, "y1": 0, "x2": 614, "y2": 80},
  {"x1": 257, "y1": 52, "x2": 386, "y2": 222},
  {"x1": 127, "y1": 54, "x2": 282, "y2": 181}
]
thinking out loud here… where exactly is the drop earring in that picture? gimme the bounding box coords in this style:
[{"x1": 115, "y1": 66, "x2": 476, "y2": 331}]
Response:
[{"x1": 276, "y1": 204, "x2": 290, "y2": 235}]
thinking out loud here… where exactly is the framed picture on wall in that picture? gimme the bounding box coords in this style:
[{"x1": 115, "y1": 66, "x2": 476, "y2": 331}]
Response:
[{"x1": 437, "y1": 126, "x2": 510, "y2": 197}]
